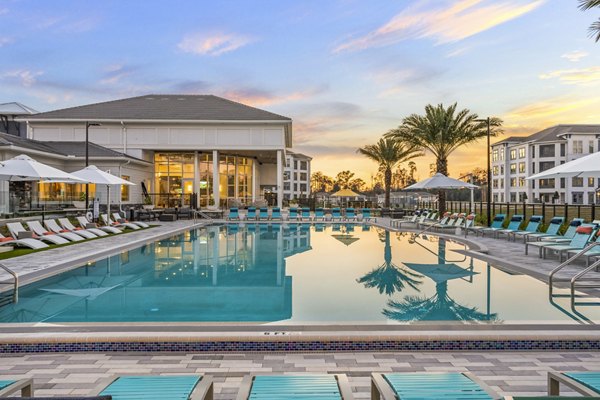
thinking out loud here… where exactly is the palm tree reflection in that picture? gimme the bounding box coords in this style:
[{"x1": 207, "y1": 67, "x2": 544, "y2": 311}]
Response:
[{"x1": 357, "y1": 231, "x2": 422, "y2": 296}]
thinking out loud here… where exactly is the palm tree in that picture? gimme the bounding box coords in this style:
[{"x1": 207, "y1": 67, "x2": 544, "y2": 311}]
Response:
[
  {"x1": 580, "y1": 0, "x2": 600, "y2": 42},
  {"x1": 357, "y1": 137, "x2": 422, "y2": 208},
  {"x1": 385, "y1": 103, "x2": 502, "y2": 213}
]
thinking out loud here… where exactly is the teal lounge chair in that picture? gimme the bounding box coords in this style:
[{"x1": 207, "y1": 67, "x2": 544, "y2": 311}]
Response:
[
  {"x1": 567, "y1": 232, "x2": 600, "y2": 266},
  {"x1": 228, "y1": 207, "x2": 240, "y2": 221},
  {"x1": 258, "y1": 207, "x2": 270, "y2": 220},
  {"x1": 371, "y1": 372, "x2": 499, "y2": 400},
  {"x1": 301, "y1": 207, "x2": 312, "y2": 221},
  {"x1": 548, "y1": 371, "x2": 600, "y2": 397},
  {"x1": 526, "y1": 224, "x2": 595, "y2": 259},
  {"x1": 246, "y1": 207, "x2": 257, "y2": 221},
  {"x1": 539, "y1": 218, "x2": 584, "y2": 243},
  {"x1": 236, "y1": 374, "x2": 354, "y2": 400},
  {"x1": 524, "y1": 217, "x2": 564, "y2": 242},
  {"x1": 314, "y1": 207, "x2": 325, "y2": 221},
  {"x1": 345, "y1": 208, "x2": 357, "y2": 221},
  {"x1": 271, "y1": 207, "x2": 282, "y2": 220},
  {"x1": 288, "y1": 207, "x2": 300, "y2": 221},
  {"x1": 361, "y1": 208, "x2": 376, "y2": 222},
  {"x1": 508, "y1": 215, "x2": 543, "y2": 242},
  {"x1": 0, "y1": 379, "x2": 33, "y2": 397},
  {"x1": 93, "y1": 375, "x2": 213, "y2": 400},
  {"x1": 332, "y1": 208, "x2": 342, "y2": 221},
  {"x1": 492, "y1": 214, "x2": 524, "y2": 239},
  {"x1": 470, "y1": 213, "x2": 506, "y2": 236}
]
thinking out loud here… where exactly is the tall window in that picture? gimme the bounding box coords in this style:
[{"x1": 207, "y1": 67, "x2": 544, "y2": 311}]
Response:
[
  {"x1": 121, "y1": 175, "x2": 130, "y2": 201},
  {"x1": 539, "y1": 144, "x2": 555, "y2": 158},
  {"x1": 154, "y1": 153, "x2": 195, "y2": 207},
  {"x1": 510, "y1": 178, "x2": 517, "y2": 187},
  {"x1": 589, "y1": 141, "x2": 595, "y2": 153},
  {"x1": 518, "y1": 148, "x2": 525, "y2": 158},
  {"x1": 589, "y1": 177, "x2": 596, "y2": 188},
  {"x1": 510, "y1": 164, "x2": 517, "y2": 174},
  {"x1": 572, "y1": 177, "x2": 583, "y2": 187},
  {"x1": 492, "y1": 149, "x2": 498, "y2": 162},
  {"x1": 573, "y1": 140, "x2": 583, "y2": 154},
  {"x1": 510, "y1": 149, "x2": 517, "y2": 160},
  {"x1": 518, "y1": 163, "x2": 525, "y2": 173}
]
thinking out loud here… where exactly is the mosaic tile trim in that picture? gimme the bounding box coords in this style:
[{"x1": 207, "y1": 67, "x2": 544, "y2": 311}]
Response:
[{"x1": 2, "y1": 340, "x2": 600, "y2": 353}]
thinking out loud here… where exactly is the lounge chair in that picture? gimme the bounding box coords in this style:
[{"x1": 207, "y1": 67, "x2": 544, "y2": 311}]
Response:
[
  {"x1": 258, "y1": 207, "x2": 270, "y2": 220},
  {"x1": 271, "y1": 207, "x2": 282, "y2": 220},
  {"x1": 59, "y1": 218, "x2": 108, "y2": 237},
  {"x1": 360, "y1": 208, "x2": 376, "y2": 222},
  {"x1": 92, "y1": 375, "x2": 213, "y2": 400},
  {"x1": 508, "y1": 215, "x2": 543, "y2": 242},
  {"x1": 548, "y1": 371, "x2": 600, "y2": 397},
  {"x1": 46, "y1": 219, "x2": 98, "y2": 239},
  {"x1": 420, "y1": 212, "x2": 451, "y2": 228},
  {"x1": 523, "y1": 217, "x2": 564, "y2": 242},
  {"x1": 491, "y1": 214, "x2": 524, "y2": 239},
  {"x1": 566, "y1": 232, "x2": 600, "y2": 266},
  {"x1": 314, "y1": 207, "x2": 325, "y2": 221},
  {"x1": 0, "y1": 232, "x2": 48, "y2": 249},
  {"x1": 101, "y1": 214, "x2": 140, "y2": 230},
  {"x1": 526, "y1": 225, "x2": 596, "y2": 259},
  {"x1": 301, "y1": 207, "x2": 312, "y2": 221},
  {"x1": 236, "y1": 374, "x2": 354, "y2": 400},
  {"x1": 7, "y1": 222, "x2": 70, "y2": 245},
  {"x1": 0, "y1": 378, "x2": 34, "y2": 397},
  {"x1": 393, "y1": 213, "x2": 418, "y2": 228},
  {"x1": 28, "y1": 220, "x2": 85, "y2": 242},
  {"x1": 76, "y1": 216, "x2": 122, "y2": 235},
  {"x1": 436, "y1": 214, "x2": 466, "y2": 232},
  {"x1": 331, "y1": 208, "x2": 342, "y2": 221},
  {"x1": 537, "y1": 218, "x2": 584, "y2": 243},
  {"x1": 113, "y1": 212, "x2": 149, "y2": 228},
  {"x1": 288, "y1": 207, "x2": 300, "y2": 221},
  {"x1": 468, "y1": 213, "x2": 506, "y2": 236},
  {"x1": 228, "y1": 207, "x2": 240, "y2": 221},
  {"x1": 344, "y1": 208, "x2": 357, "y2": 221},
  {"x1": 246, "y1": 207, "x2": 257, "y2": 221},
  {"x1": 395, "y1": 212, "x2": 429, "y2": 228},
  {"x1": 371, "y1": 372, "x2": 499, "y2": 400}
]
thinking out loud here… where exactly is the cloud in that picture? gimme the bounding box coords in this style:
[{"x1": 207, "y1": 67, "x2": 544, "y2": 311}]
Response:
[
  {"x1": 334, "y1": 0, "x2": 544, "y2": 53},
  {"x1": 100, "y1": 64, "x2": 139, "y2": 85},
  {"x1": 218, "y1": 85, "x2": 327, "y2": 106},
  {"x1": 0, "y1": 37, "x2": 12, "y2": 47},
  {"x1": 539, "y1": 67, "x2": 600, "y2": 86},
  {"x1": 178, "y1": 32, "x2": 254, "y2": 56},
  {"x1": 368, "y1": 67, "x2": 443, "y2": 96},
  {"x1": 505, "y1": 95, "x2": 600, "y2": 126},
  {"x1": 0, "y1": 69, "x2": 43, "y2": 87},
  {"x1": 561, "y1": 50, "x2": 589, "y2": 62}
]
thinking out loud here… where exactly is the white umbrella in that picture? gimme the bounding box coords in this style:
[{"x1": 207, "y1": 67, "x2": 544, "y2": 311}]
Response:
[
  {"x1": 404, "y1": 173, "x2": 479, "y2": 190},
  {"x1": 0, "y1": 154, "x2": 86, "y2": 182},
  {"x1": 527, "y1": 152, "x2": 600, "y2": 180},
  {"x1": 70, "y1": 165, "x2": 135, "y2": 217}
]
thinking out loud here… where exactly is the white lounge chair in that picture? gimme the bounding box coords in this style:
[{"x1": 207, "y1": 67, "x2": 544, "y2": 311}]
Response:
[
  {"x1": 7, "y1": 222, "x2": 70, "y2": 245},
  {"x1": 0, "y1": 232, "x2": 48, "y2": 249},
  {"x1": 59, "y1": 217, "x2": 108, "y2": 237},
  {"x1": 101, "y1": 214, "x2": 140, "y2": 230},
  {"x1": 28, "y1": 220, "x2": 85, "y2": 242},
  {"x1": 46, "y1": 219, "x2": 97, "y2": 239},
  {"x1": 112, "y1": 212, "x2": 149, "y2": 228},
  {"x1": 76, "y1": 216, "x2": 122, "y2": 234}
]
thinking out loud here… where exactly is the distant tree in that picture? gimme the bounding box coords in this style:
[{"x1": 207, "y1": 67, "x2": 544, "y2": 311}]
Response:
[
  {"x1": 407, "y1": 161, "x2": 418, "y2": 186},
  {"x1": 333, "y1": 170, "x2": 355, "y2": 191},
  {"x1": 460, "y1": 167, "x2": 488, "y2": 186},
  {"x1": 357, "y1": 137, "x2": 422, "y2": 208},
  {"x1": 386, "y1": 103, "x2": 502, "y2": 213},
  {"x1": 310, "y1": 171, "x2": 333, "y2": 193},
  {"x1": 580, "y1": 0, "x2": 600, "y2": 42},
  {"x1": 349, "y1": 178, "x2": 366, "y2": 192}
]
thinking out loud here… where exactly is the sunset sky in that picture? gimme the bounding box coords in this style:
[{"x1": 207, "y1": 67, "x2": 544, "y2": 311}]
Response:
[{"x1": 1, "y1": 0, "x2": 599, "y2": 183}]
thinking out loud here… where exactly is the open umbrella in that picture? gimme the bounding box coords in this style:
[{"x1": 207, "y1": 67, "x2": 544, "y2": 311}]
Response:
[
  {"x1": 527, "y1": 152, "x2": 600, "y2": 180},
  {"x1": 331, "y1": 188, "x2": 361, "y2": 197},
  {"x1": 404, "y1": 173, "x2": 479, "y2": 190},
  {"x1": 0, "y1": 154, "x2": 86, "y2": 182},
  {"x1": 70, "y1": 165, "x2": 135, "y2": 217}
]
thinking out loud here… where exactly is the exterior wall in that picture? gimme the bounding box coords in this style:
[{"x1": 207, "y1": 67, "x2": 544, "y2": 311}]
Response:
[{"x1": 282, "y1": 153, "x2": 311, "y2": 200}]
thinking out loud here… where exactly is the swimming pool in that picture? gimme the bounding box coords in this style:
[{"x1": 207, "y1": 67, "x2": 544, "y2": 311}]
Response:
[{"x1": 1, "y1": 223, "x2": 598, "y2": 324}]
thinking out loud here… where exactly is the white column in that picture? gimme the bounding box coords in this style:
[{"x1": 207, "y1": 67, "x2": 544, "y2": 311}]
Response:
[
  {"x1": 212, "y1": 150, "x2": 219, "y2": 208},
  {"x1": 252, "y1": 160, "x2": 257, "y2": 202},
  {"x1": 277, "y1": 150, "x2": 283, "y2": 209},
  {"x1": 194, "y1": 151, "x2": 199, "y2": 209}
]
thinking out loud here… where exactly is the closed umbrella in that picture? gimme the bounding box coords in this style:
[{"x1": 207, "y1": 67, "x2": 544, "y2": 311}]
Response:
[
  {"x1": 70, "y1": 165, "x2": 135, "y2": 218},
  {"x1": 527, "y1": 152, "x2": 600, "y2": 180},
  {"x1": 0, "y1": 154, "x2": 85, "y2": 182}
]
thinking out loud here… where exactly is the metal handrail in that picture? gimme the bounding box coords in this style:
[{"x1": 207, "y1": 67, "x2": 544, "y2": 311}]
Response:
[
  {"x1": 570, "y1": 257, "x2": 600, "y2": 309},
  {"x1": 549, "y1": 242, "x2": 600, "y2": 297},
  {"x1": 0, "y1": 262, "x2": 18, "y2": 304}
]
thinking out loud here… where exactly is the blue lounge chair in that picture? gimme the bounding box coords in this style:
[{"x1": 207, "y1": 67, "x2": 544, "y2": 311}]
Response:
[
  {"x1": 361, "y1": 208, "x2": 376, "y2": 222},
  {"x1": 228, "y1": 207, "x2": 240, "y2": 221},
  {"x1": 271, "y1": 207, "x2": 282, "y2": 220},
  {"x1": 236, "y1": 374, "x2": 354, "y2": 400},
  {"x1": 538, "y1": 218, "x2": 584, "y2": 243},
  {"x1": 345, "y1": 208, "x2": 357, "y2": 221},
  {"x1": 301, "y1": 207, "x2": 312, "y2": 221},
  {"x1": 314, "y1": 207, "x2": 325, "y2": 221},
  {"x1": 288, "y1": 207, "x2": 300, "y2": 221},
  {"x1": 94, "y1": 375, "x2": 213, "y2": 399},
  {"x1": 371, "y1": 372, "x2": 499, "y2": 400},
  {"x1": 524, "y1": 217, "x2": 564, "y2": 242},
  {"x1": 491, "y1": 214, "x2": 524, "y2": 239},
  {"x1": 332, "y1": 208, "x2": 342, "y2": 221},
  {"x1": 567, "y1": 231, "x2": 600, "y2": 266},
  {"x1": 0, "y1": 379, "x2": 33, "y2": 397},
  {"x1": 508, "y1": 215, "x2": 543, "y2": 242},
  {"x1": 246, "y1": 207, "x2": 257, "y2": 221},
  {"x1": 468, "y1": 213, "x2": 506, "y2": 236},
  {"x1": 526, "y1": 224, "x2": 595, "y2": 259},
  {"x1": 548, "y1": 371, "x2": 600, "y2": 397},
  {"x1": 258, "y1": 207, "x2": 270, "y2": 220}
]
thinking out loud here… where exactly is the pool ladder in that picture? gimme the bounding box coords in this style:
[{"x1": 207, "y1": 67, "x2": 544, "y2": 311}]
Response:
[
  {"x1": 549, "y1": 242, "x2": 600, "y2": 310},
  {"x1": 0, "y1": 262, "x2": 18, "y2": 307}
]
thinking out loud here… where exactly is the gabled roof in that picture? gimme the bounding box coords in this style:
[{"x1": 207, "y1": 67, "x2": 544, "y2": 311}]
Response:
[
  {"x1": 493, "y1": 124, "x2": 600, "y2": 147},
  {"x1": 0, "y1": 102, "x2": 39, "y2": 115},
  {"x1": 23, "y1": 94, "x2": 291, "y2": 122}
]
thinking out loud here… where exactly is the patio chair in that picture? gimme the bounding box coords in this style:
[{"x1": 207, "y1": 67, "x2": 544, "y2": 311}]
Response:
[
  {"x1": 345, "y1": 207, "x2": 357, "y2": 221},
  {"x1": 92, "y1": 375, "x2": 213, "y2": 400},
  {"x1": 548, "y1": 371, "x2": 600, "y2": 397},
  {"x1": 523, "y1": 217, "x2": 564, "y2": 242},
  {"x1": 228, "y1": 207, "x2": 240, "y2": 220},
  {"x1": 113, "y1": 212, "x2": 149, "y2": 228},
  {"x1": 360, "y1": 208, "x2": 376, "y2": 222},
  {"x1": 392, "y1": 213, "x2": 418, "y2": 228},
  {"x1": 288, "y1": 207, "x2": 300, "y2": 221},
  {"x1": 538, "y1": 218, "x2": 584, "y2": 243},
  {"x1": 468, "y1": 213, "x2": 506, "y2": 236},
  {"x1": 371, "y1": 372, "x2": 499, "y2": 400},
  {"x1": 28, "y1": 220, "x2": 85, "y2": 242},
  {"x1": 526, "y1": 225, "x2": 596, "y2": 259},
  {"x1": 314, "y1": 207, "x2": 325, "y2": 221},
  {"x1": 76, "y1": 216, "x2": 122, "y2": 235},
  {"x1": 0, "y1": 378, "x2": 33, "y2": 397},
  {"x1": 257, "y1": 207, "x2": 269, "y2": 220},
  {"x1": 246, "y1": 207, "x2": 257, "y2": 221},
  {"x1": 0, "y1": 232, "x2": 48, "y2": 249},
  {"x1": 59, "y1": 217, "x2": 109, "y2": 237},
  {"x1": 301, "y1": 207, "x2": 312, "y2": 221},
  {"x1": 566, "y1": 231, "x2": 600, "y2": 266},
  {"x1": 271, "y1": 207, "x2": 282, "y2": 220},
  {"x1": 395, "y1": 212, "x2": 429, "y2": 229},
  {"x1": 7, "y1": 222, "x2": 70, "y2": 245},
  {"x1": 508, "y1": 215, "x2": 543, "y2": 242},
  {"x1": 45, "y1": 219, "x2": 97, "y2": 239},
  {"x1": 331, "y1": 207, "x2": 342, "y2": 221},
  {"x1": 236, "y1": 374, "x2": 354, "y2": 400},
  {"x1": 491, "y1": 214, "x2": 524, "y2": 239},
  {"x1": 101, "y1": 214, "x2": 140, "y2": 230},
  {"x1": 435, "y1": 214, "x2": 467, "y2": 232}
]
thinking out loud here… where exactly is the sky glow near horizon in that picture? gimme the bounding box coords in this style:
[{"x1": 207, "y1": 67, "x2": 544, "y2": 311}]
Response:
[{"x1": 1, "y1": 0, "x2": 599, "y2": 182}]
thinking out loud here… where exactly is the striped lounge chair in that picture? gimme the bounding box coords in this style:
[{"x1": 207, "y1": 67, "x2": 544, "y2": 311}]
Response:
[
  {"x1": 236, "y1": 374, "x2": 354, "y2": 400},
  {"x1": 548, "y1": 371, "x2": 600, "y2": 397},
  {"x1": 92, "y1": 375, "x2": 213, "y2": 400},
  {"x1": 0, "y1": 378, "x2": 34, "y2": 397}
]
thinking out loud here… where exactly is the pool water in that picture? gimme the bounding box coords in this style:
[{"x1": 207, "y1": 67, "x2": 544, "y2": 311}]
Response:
[{"x1": 1, "y1": 223, "x2": 599, "y2": 324}]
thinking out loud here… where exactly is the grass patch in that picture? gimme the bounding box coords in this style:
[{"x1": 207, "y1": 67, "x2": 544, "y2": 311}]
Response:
[{"x1": 0, "y1": 226, "x2": 156, "y2": 261}]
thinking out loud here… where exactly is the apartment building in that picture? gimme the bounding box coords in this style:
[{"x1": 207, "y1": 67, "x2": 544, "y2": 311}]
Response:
[
  {"x1": 282, "y1": 151, "x2": 311, "y2": 200},
  {"x1": 491, "y1": 125, "x2": 600, "y2": 205}
]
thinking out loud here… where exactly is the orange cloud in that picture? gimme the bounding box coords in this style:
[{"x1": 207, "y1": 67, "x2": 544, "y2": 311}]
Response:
[
  {"x1": 178, "y1": 32, "x2": 254, "y2": 56},
  {"x1": 539, "y1": 66, "x2": 600, "y2": 85}
]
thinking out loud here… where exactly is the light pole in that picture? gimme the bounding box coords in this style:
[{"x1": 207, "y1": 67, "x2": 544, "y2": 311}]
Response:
[
  {"x1": 475, "y1": 117, "x2": 492, "y2": 226},
  {"x1": 84, "y1": 122, "x2": 101, "y2": 209}
]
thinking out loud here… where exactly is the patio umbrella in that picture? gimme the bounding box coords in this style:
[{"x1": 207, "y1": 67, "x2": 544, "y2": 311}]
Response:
[
  {"x1": 404, "y1": 173, "x2": 479, "y2": 190},
  {"x1": 0, "y1": 154, "x2": 86, "y2": 182},
  {"x1": 527, "y1": 151, "x2": 600, "y2": 180},
  {"x1": 331, "y1": 188, "x2": 361, "y2": 197},
  {"x1": 70, "y1": 165, "x2": 135, "y2": 217}
]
